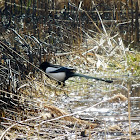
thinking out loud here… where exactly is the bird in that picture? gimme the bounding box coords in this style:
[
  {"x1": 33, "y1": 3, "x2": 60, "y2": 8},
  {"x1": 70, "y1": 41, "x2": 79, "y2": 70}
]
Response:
[{"x1": 39, "y1": 61, "x2": 113, "y2": 85}]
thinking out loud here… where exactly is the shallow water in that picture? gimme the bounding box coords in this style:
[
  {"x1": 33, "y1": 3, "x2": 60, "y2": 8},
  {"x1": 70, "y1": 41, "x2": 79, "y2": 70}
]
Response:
[{"x1": 55, "y1": 77, "x2": 140, "y2": 139}]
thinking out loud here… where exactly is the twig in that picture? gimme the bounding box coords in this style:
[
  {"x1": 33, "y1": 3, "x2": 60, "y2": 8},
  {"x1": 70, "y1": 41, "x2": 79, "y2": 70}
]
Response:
[
  {"x1": 35, "y1": 95, "x2": 123, "y2": 127},
  {"x1": 0, "y1": 116, "x2": 42, "y2": 139},
  {"x1": 0, "y1": 124, "x2": 16, "y2": 140},
  {"x1": 127, "y1": 85, "x2": 132, "y2": 140}
]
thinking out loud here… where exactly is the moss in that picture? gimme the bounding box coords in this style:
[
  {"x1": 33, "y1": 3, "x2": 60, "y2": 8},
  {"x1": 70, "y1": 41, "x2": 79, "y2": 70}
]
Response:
[
  {"x1": 126, "y1": 52, "x2": 140, "y2": 76},
  {"x1": 107, "y1": 51, "x2": 140, "y2": 76}
]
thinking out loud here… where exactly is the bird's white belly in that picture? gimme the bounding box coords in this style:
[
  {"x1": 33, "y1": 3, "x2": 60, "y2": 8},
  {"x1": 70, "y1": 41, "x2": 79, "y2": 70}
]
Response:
[
  {"x1": 47, "y1": 72, "x2": 66, "y2": 81},
  {"x1": 45, "y1": 67, "x2": 66, "y2": 81},
  {"x1": 46, "y1": 67, "x2": 59, "y2": 73}
]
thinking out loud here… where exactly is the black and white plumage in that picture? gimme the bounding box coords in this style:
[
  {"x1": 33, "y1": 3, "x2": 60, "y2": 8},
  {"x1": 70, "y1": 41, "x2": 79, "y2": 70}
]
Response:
[{"x1": 39, "y1": 61, "x2": 113, "y2": 85}]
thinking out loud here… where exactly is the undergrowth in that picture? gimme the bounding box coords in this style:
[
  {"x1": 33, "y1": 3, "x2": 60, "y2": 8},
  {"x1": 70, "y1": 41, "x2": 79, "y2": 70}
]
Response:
[{"x1": 0, "y1": 0, "x2": 140, "y2": 139}]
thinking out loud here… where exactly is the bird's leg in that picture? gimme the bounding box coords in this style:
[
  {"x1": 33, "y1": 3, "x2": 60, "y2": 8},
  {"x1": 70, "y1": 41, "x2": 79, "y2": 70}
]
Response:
[{"x1": 57, "y1": 81, "x2": 65, "y2": 87}]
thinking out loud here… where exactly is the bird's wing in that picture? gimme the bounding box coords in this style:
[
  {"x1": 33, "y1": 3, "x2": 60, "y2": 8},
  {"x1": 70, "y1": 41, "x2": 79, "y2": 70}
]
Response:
[{"x1": 49, "y1": 67, "x2": 75, "y2": 73}]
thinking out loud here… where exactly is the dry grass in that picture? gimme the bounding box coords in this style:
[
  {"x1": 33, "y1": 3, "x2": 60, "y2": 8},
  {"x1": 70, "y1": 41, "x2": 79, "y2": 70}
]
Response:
[{"x1": 0, "y1": 1, "x2": 140, "y2": 139}]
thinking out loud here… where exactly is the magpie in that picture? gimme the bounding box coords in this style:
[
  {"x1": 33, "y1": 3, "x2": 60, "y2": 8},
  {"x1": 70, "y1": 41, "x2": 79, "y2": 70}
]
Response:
[{"x1": 39, "y1": 61, "x2": 113, "y2": 85}]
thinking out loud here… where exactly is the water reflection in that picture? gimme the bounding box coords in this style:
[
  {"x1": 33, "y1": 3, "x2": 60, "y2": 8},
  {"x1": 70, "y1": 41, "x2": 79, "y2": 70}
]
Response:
[{"x1": 55, "y1": 78, "x2": 140, "y2": 139}]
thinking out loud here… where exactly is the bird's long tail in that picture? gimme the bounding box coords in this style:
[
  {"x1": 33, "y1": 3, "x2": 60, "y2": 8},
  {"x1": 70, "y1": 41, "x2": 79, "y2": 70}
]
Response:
[{"x1": 72, "y1": 73, "x2": 113, "y2": 83}]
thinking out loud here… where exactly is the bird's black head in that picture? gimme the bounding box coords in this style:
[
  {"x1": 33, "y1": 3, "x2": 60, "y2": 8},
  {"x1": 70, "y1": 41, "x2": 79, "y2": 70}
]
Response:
[{"x1": 39, "y1": 62, "x2": 50, "y2": 71}]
